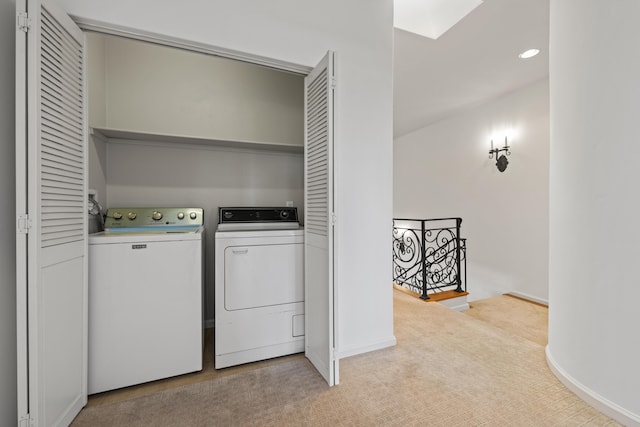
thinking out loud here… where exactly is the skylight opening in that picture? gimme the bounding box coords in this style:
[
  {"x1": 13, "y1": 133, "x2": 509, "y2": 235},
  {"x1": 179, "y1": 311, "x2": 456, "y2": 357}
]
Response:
[{"x1": 394, "y1": 0, "x2": 484, "y2": 40}]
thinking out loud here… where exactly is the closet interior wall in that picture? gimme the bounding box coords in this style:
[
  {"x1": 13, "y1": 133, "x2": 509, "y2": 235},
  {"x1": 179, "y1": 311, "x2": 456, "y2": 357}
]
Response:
[{"x1": 87, "y1": 32, "x2": 305, "y2": 324}]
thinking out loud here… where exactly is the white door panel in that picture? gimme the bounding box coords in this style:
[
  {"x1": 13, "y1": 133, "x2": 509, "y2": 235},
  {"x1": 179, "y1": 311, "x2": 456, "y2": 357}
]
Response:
[
  {"x1": 16, "y1": 0, "x2": 87, "y2": 424},
  {"x1": 41, "y1": 258, "x2": 84, "y2": 426},
  {"x1": 305, "y1": 244, "x2": 331, "y2": 375},
  {"x1": 304, "y1": 51, "x2": 337, "y2": 386}
]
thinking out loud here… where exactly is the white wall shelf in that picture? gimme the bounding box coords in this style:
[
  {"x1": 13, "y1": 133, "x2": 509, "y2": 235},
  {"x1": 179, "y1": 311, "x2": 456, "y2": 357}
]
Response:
[{"x1": 91, "y1": 127, "x2": 303, "y2": 153}]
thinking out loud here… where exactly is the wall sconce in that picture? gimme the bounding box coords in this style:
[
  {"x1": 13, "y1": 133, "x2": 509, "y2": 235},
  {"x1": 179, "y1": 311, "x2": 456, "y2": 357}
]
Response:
[{"x1": 489, "y1": 136, "x2": 511, "y2": 172}]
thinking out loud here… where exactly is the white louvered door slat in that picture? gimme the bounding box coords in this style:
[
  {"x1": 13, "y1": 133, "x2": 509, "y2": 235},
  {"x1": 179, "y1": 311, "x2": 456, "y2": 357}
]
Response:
[
  {"x1": 41, "y1": 150, "x2": 83, "y2": 168},
  {"x1": 16, "y1": 0, "x2": 88, "y2": 425},
  {"x1": 304, "y1": 51, "x2": 337, "y2": 386},
  {"x1": 42, "y1": 116, "x2": 83, "y2": 140},
  {"x1": 39, "y1": 3, "x2": 85, "y2": 248}
]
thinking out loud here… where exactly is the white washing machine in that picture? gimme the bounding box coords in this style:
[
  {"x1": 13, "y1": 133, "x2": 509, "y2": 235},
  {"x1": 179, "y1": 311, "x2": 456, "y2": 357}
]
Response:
[
  {"x1": 88, "y1": 207, "x2": 204, "y2": 394},
  {"x1": 215, "y1": 207, "x2": 304, "y2": 369}
]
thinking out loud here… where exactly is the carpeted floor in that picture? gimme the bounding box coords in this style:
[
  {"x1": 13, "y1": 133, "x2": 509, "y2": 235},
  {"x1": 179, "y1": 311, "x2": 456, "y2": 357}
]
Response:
[
  {"x1": 465, "y1": 294, "x2": 549, "y2": 347},
  {"x1": 71, "y1": 290, "x2": 619, "y2": 426}
]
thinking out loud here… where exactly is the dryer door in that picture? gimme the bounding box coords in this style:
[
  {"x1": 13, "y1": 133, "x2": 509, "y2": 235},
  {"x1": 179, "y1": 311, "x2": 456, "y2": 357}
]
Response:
[{"x1": 224, "y1": 243, "x2": 304, "y2": 311}]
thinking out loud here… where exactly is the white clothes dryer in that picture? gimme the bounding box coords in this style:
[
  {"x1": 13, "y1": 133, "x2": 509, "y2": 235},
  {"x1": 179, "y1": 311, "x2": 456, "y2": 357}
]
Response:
[
  {"x1": 88, "y1": 207, "x2": 204, "y2": 394},
  {"x1": 215, "y1": 207, "x2": 304, "y2": 369}
]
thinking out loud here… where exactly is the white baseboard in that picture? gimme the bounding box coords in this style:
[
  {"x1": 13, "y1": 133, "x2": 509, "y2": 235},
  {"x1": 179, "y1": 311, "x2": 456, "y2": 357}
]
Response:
[
  {"x1": 508, "y1": 291, "x2": 548, "y2": 306},
  {"x1": 437, "y1": 294, "x2": 469, "y2": 312},
  {"x1": 440, "y1": 301, "x2": 470, "y2": 312},
  {"x1": 546, "y1": 346, "x2": 640, "y2": 426},
  {"x1": 337, "y1": 336, "x2": 397, "y2": 359}
]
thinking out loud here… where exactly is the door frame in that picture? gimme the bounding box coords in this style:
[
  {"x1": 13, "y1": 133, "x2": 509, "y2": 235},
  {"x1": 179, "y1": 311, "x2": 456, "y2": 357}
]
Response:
[
  {"x1": 15, "y1": 0, "x2": 30, "y2": 423},
  {"x1": 74, "y1": 18, "x2": 311, "y2": 75}
]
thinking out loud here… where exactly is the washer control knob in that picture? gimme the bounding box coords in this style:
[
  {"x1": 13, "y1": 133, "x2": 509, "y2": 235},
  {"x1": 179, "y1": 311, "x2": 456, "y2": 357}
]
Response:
[
  {"x1": 177, "y1": 212, "x2": 185, "y2": 220},
  {"x1": 152, "y1": 211, "x2": 163, "y2": 221},
  {"x1": 190, "y1": 212, "x2": 197, "y2": 220},
  {"x1": 280, "y1": 210, "x2": 290, "y2": 219},
  {"x1": 127, "y1": 212, "x2": 137, "y2": 220},
  {"x1": 112, "y1": 211, "x2": 123, "y2": 220}
]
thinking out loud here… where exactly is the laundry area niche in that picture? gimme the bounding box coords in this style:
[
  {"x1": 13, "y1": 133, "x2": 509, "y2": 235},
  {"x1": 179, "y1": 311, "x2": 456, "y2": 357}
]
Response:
[{"x1": 87, "y1": 32, "x2": 306, "y2": 324}]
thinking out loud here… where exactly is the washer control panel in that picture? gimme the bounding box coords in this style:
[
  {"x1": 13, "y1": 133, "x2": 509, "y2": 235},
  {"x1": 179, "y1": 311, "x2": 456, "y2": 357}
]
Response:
[{"x1": 104, "y1": 207, "x2": 204, "y2": 229}]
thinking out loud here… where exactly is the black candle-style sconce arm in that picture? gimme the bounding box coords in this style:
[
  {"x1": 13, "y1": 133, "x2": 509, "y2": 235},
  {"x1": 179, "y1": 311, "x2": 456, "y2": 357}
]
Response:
[{"x1": 489, "y1": 136, "x2": 511, "y2": 172}]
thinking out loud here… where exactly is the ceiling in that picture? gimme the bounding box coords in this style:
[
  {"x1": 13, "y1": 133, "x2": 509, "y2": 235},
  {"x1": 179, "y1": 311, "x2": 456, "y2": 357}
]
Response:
[{"x1": 393, "y1": 0, "x2": 550, "y2": 138}]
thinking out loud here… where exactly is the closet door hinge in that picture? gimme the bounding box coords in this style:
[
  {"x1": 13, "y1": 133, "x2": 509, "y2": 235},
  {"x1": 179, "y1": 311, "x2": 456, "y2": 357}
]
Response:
[
  {"x1": 18, "y1": 413, "x2": 34, "y2": 427},
  {"x1": 331, "y1": 213, "x2": 337, "y2": 226},
  {"x1": 17, "y1": 12, "x2": 31, "y2": 33},
  {"x1": 330, "y1": 77, "x2": 337, "y2": 90},
  {"x1": 17, "y1": 214, "x2": 31, "y2": 234}
]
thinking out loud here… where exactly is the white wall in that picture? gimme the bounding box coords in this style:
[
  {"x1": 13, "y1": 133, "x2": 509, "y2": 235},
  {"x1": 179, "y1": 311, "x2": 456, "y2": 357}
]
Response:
[
  {"x1": 547, "y1": 1, "x2": 640, "y2": 424},
  {"x1": 394, "y1": 79, "x2": 550, "y2": 303},
  {"x1": 106, "y1": 141, "x2": 304, "y2": 321},
  {"x1": 87, "y1": 32, "x2": 106, "y2": 128},
  {"x1": 102, "y1": 35, "x2": 304, "y2": 146},
  {"x1": 0, "y1": 0, "x2": 17, "y2": 424},
  {"x1": 60, "y1": 0, "x2": 396, "y2": 358},
  {"x1": 87, "y1": 33, "x2": 107, "y2": 202}
]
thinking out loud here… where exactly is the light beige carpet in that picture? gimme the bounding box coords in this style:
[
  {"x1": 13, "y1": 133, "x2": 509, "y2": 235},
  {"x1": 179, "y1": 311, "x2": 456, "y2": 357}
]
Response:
[
  {"x1": 72, "y1": 290, "x2": 619, "y2": 426},
  {"x1": 465, "y1": 294, "x2": 549, "y2": 347}
]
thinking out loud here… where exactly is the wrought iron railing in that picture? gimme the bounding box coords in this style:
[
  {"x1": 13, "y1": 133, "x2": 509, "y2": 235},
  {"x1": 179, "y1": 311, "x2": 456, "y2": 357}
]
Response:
[{"x1": 392, "y1": 218, "x2": 467, "y2": 300}]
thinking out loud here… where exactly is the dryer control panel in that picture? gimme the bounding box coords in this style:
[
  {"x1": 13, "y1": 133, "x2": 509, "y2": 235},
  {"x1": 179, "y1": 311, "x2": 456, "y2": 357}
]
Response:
[{"x1": 218, "y1": 207, "x2": 299, "y2": 231}]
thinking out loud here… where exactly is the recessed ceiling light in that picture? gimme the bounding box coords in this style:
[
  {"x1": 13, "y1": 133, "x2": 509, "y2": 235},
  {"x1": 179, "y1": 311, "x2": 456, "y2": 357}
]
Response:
[
  {"x1": 394, "y1": 0, "x2": 484, "y2": 40},
  {"x1": 518, "y1": 49, "x2": 540, "y2": 59}
]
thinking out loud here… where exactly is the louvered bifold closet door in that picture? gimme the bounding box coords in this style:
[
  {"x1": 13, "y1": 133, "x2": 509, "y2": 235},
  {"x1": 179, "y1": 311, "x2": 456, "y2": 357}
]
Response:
[
  {"x1": 305, "y1": 65, "x2": 329, "y2": 236},
  {"x1": 18, "y1": 0, "x2": 88, "y2": 425},
  {"x1": 304, "y1": 51, "x2": 337, "y2": 387},
  {"x1": 39, "y1": 4, "x2": 85, "y2": 249}
]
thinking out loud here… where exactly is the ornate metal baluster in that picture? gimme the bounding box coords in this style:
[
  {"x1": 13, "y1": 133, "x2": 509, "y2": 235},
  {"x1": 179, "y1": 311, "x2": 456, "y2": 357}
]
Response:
[
  {"x1": 421, "y1": 221, "x2": 429, "y2": 300},
  {"x1": 393, "y1": 218, "x2": 467, "y2": 298},
  {"x1": 455, "y1": 218, "x2": 463, "y2": 293}
]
